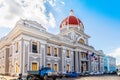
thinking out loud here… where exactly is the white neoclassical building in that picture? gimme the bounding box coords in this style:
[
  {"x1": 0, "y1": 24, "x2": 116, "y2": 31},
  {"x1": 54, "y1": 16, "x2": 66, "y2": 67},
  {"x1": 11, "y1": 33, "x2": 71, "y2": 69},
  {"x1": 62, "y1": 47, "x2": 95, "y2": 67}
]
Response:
[{"x1": 0, "y1": 10, "x2": 104, "y2": 76}]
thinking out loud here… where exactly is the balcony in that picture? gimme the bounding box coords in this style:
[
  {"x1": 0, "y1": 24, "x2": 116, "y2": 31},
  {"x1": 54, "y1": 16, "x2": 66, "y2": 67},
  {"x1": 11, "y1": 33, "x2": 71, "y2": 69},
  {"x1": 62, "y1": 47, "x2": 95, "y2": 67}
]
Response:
[
  {"x1": 66, "y1": 56, "x2": 70, "y2": 58},
  {"x1": 47, "y1": 53, "x2": 51, "y2": 56},
  {"x1": 32, "y1": 50, "x2": 38, "y2": 53},
  {"x1": 81, "y1": 58, "x2": 89, "y2": 61},
  {"x1": 54, "y1": 54, "x2": 58, "y2": 57},
  {"x1": 16, "y1": 50, "x2": 18, "y2": 53}
]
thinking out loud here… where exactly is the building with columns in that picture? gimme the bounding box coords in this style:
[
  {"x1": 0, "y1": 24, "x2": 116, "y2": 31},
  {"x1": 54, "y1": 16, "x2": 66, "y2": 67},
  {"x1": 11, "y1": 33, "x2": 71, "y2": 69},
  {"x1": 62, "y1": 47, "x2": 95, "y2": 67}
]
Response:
[{"x1": 0, "y1": 10, "x2": 104, "y2": 76}]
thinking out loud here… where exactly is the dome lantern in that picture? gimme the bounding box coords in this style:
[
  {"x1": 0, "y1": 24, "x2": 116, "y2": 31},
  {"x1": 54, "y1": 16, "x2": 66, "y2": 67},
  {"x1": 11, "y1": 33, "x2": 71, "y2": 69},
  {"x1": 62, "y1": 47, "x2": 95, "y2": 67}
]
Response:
[{"x1": 70, "y1": 9, "x2": 74, "y2": 16}]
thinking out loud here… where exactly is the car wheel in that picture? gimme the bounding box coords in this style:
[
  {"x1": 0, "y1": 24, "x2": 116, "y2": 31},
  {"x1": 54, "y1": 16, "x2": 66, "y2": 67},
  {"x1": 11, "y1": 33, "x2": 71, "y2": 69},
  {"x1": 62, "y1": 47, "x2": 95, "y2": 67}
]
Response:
[
  {"x1": 63, "y1": 74, "x2": 66, "y2": 78},
  {"x1": 43, "y1": 74, "x2": 48, "y2": 80},
  {"x1": 53, "y1": 77, "x2": 56, "y2": 80}
]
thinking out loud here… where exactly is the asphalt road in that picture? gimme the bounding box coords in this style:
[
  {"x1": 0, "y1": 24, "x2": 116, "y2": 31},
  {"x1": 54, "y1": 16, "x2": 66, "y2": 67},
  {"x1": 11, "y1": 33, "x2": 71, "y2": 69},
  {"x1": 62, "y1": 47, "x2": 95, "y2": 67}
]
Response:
[
  {"x1": 56, "y1": 75, "x2": 120, "y2": 80},
  {"x1": 1, "y1": 75, "x2": 120, "y2": 80}
]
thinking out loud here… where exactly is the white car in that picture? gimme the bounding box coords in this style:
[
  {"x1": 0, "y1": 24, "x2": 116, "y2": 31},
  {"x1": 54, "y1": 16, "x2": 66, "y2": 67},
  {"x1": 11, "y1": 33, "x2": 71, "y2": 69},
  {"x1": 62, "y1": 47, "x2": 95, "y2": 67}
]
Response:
[{"x1": 117, "y1": 71, "x2": 120, "y2": 76}]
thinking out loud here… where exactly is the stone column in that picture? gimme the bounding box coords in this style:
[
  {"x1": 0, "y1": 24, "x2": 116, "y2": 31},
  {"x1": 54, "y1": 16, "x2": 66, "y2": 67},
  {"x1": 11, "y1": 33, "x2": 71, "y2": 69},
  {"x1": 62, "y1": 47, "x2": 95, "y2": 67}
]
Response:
[
  {"x1": 75, "y1": 51, "x2": 79, "y2": 72},
  {"x1": 23, "y1": 40, "x2": 29, "y2": 75},
  {"x1": 41, "y1": 44, "x2": 46, "y2": 67},
  {"x1": 59, "y1": 48, "x2": 62, "y2": 72}
]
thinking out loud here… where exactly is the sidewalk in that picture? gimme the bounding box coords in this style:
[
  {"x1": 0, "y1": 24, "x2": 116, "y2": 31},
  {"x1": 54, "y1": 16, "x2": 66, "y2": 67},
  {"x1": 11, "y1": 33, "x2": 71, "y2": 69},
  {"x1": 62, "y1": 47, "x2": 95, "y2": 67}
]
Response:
[{"x1": 0, "y1": 75, "x2": 18, "y2": 80}]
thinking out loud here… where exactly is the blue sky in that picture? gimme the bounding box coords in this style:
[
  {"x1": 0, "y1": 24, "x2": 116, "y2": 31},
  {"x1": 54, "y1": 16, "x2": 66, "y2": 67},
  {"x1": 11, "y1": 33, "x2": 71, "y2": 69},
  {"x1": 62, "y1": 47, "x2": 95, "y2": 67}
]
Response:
[
  {"x1": 47, "y1": 0, "x2": 120, "y2": 54},
  {"x1": 0, "y1": 0, "x2": 120, "y2": 64}
]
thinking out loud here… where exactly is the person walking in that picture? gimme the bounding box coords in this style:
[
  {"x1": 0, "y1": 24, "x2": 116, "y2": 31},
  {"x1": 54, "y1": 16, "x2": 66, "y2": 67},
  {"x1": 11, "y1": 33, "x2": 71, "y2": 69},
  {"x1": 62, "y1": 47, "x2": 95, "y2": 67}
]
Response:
[
  {"x1": 18, "y1": 73, "x2": 23, "y2": 80},
  {"x1": 26, "y1": 72, "x2": 32, "y2": 80}
]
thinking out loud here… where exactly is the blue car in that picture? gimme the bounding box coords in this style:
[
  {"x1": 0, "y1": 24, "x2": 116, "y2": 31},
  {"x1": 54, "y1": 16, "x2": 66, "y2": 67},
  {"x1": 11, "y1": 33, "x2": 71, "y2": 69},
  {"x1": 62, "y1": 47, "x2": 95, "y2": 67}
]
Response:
[{"x1": 64, "y1": 72, "x2": 79, "y2": 77}]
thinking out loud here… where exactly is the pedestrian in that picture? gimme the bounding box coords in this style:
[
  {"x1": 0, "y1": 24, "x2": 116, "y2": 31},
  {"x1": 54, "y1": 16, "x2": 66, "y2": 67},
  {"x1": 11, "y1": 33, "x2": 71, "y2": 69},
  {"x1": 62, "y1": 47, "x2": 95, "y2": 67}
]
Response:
[
  {"x1": 26, "y1": 71, "x2": 32, "y2": 80},
  {"x1": 18, "y1": 73, "x2": 23, "y2": 80}
]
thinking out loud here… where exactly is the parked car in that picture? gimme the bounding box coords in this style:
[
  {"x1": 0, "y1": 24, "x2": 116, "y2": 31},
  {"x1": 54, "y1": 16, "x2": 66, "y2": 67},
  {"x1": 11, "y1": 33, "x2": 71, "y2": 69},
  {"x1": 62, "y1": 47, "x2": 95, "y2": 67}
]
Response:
[
  {"x1": 117, "y1": 71, "x2": 120, "y2": 76},
  {"x1": 99, "y1": 72, "x2": 104, "y2": 75},
  {"x1": 83, "y1": 71, "x2": 90, "y2": 76},
  {"x1": 27, "y1": 67, "x2": 58, "y2": 80},
  {"x1": 57, "y1": 72, "x2": 63, "y2": 78},
  {"x1": 63, "y1": 72, "x2": 79, "y2": 78},
  {"x1": 95, "y1": 72, "x2": 101, "y2": 75},
  {"x1": 89, "y1": 72, "x2": 95, "y2": 76},
  {"x1": 110, "y1": 71, "x2": 116, "y2": 74}
]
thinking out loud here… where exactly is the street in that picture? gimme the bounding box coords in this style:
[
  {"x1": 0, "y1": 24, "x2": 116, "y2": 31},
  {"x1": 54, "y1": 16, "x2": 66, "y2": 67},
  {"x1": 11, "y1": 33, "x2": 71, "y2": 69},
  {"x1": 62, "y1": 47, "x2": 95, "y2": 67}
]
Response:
[
  {"x1": 57, "y1": 75, "x2": 120, "y2": 80},
  {"x1": 0, "y1": 75, "x2": 120, "y2": 80}
]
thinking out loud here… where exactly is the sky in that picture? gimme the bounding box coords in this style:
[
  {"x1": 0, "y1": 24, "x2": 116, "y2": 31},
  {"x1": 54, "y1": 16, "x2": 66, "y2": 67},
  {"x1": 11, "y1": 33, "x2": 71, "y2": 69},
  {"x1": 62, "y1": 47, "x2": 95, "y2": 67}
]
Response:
[{"x1": 0, "y1": 0, "x2": 120, "y2": 65}]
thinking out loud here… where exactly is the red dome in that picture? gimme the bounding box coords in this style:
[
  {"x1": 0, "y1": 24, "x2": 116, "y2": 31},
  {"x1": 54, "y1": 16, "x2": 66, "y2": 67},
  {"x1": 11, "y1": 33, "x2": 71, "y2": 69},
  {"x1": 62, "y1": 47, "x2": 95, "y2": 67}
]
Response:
[{"x1": 60, "y1": 15, "x2": 83, "y2": 29}]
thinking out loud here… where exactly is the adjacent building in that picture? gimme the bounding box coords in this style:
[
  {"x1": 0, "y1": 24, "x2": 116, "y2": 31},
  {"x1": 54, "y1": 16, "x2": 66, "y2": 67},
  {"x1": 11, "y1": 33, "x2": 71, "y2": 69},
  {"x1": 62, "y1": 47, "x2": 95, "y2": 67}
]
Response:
[
  {"x1": 0, "y1": 10, "x2": 105, "y2": 76},
  {"x1": 104, "y1": 55, "x2": 116, "y2": 73}
]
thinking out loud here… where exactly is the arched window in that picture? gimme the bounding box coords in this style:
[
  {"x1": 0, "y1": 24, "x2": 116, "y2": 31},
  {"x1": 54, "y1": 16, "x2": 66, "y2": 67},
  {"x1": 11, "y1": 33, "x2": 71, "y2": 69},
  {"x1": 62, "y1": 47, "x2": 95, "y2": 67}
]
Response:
[
  {"x1": 66, "y1": 64, "x2": 70, "y2": 72},
  {"x1": 47, "y1": 63, "x2": 51, "y2": 68},
  {"x1": 47, "y1": 46, "x2": 51, "y2": 56},
  {"x1": 79, "y1": 38, "x2": 85, "y2": 44},
  {"x1": 54, "y1": 64, "x2": 58, "y2": 71},
  {"x1": 15, "y1": 42, "x2": 19, "y2": 53},
  {"x1": 66, "y1": 50, "x2": 70, "y2": 58},
  {"x1": 54, "y1": 48, "x2": 58, "y2": 57}
]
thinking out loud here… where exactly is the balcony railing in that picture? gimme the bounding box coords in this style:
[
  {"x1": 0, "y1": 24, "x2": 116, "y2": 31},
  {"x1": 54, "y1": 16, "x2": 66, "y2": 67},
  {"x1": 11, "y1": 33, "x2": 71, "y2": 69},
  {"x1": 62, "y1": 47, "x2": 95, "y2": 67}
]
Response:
[
  {"x1": 66, "y1": 56, "x2": 70, "y2": 58},
  {"x1": 32, "y1": 50, "x2": 38, "y2": 53},
  {"x1": 16, "y1": 50, "x2": 18, "y2": 53},
  {"x1": 47, "y1": 53, "x2": 51, "y2": 56},
  {"x1": 54, "y1": 54, "x2": 58, "y2": 57}
]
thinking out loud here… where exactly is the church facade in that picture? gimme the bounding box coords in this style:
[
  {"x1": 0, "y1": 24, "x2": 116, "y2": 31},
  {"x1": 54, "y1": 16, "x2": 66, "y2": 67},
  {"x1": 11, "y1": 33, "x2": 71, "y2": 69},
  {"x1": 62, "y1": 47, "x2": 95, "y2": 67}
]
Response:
[{"x1": 0, "y1": 10, "x2": 104, "y2": 76}]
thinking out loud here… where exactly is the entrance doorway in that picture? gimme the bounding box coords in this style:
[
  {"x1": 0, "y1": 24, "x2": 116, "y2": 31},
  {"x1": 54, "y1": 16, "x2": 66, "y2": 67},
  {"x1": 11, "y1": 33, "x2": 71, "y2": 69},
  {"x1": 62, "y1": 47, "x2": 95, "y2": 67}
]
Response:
[{"x1": 81, "y1": 61, "x2": 88, "y2": 73}]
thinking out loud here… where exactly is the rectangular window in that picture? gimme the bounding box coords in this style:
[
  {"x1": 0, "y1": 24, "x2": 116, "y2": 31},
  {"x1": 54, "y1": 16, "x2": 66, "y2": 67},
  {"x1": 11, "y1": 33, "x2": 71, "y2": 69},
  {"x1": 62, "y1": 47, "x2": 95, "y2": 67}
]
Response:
[
  {"x1": 54, "y1": 48, "x2": 57, "y2": 57},
  {"x1": 10, "y1": 46, "x2": 12, "y2": 56},
  {"x1": 54, "y1": 64, "x2": 58, "y2": 71},
  {"x1": 32, "y1": 42, "x2": 38, "y2": 53},
  {"x1": 32, "y1": 62, "x2": 38, "y2": 71},
  {"x1": 81, "y1": 52, "x2": 86, "y2": 59},
  {"x1": 66, "y1": 50, "x2": 70, "y2": 58},
  {"x1": 84, "y1": 53, "x2": 86, "y2": 58},
  {"x1": 47, "y1": 46, "x2": 51, "y2": 56},
  {"x1": 66, "y1": 64, "x2": 70, "y2": 72},
  {"x1": 81, "y1": 53, "x2": 84, "y2": 58},
  {"x1": 47, "y1": 63, "x2": 51, "y2": 68},
  {"x1": 16, "y1": 42, "x2": 18, "y2": 53}
]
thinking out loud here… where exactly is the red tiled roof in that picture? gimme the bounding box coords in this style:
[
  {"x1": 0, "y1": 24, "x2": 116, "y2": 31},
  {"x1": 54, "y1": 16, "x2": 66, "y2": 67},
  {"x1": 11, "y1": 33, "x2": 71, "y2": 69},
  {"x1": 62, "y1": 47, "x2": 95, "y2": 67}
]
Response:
[{"x1": 60, "y1": 16, "x2": 83, "y2": 29}]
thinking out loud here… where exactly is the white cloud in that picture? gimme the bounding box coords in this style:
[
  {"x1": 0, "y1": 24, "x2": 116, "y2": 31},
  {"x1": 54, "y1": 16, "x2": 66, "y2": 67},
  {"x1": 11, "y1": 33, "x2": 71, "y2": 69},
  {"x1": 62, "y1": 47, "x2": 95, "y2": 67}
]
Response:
[
  {"x1": 47, "y1": 0, "x2": 56, "y2": 7},
  {"x1": 61, "y1": 1, "x2": 65, "y2": 5},
  {"x1": 0, "y1": 1, "x2": 4, "y2": 8},
  {"x1": 48, "y1": 12, "x2": 56, "y2": 28},
  {"x1": 0, "y1": 0, "x2": 56, "y2": 29},
  {"x1": 108, "y1": 48, "x2": 120, "y2": 65},
  {"x1": 0, "y1": 0, "x2": 19, "y2": 28}
]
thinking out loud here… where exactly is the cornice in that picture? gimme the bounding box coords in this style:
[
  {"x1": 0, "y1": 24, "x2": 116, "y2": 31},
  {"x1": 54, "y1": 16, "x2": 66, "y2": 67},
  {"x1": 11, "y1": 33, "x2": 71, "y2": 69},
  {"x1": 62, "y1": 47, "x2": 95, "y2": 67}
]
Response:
[{"x1": 58, "y1": 28, "x2": 90, "y2": 39}]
